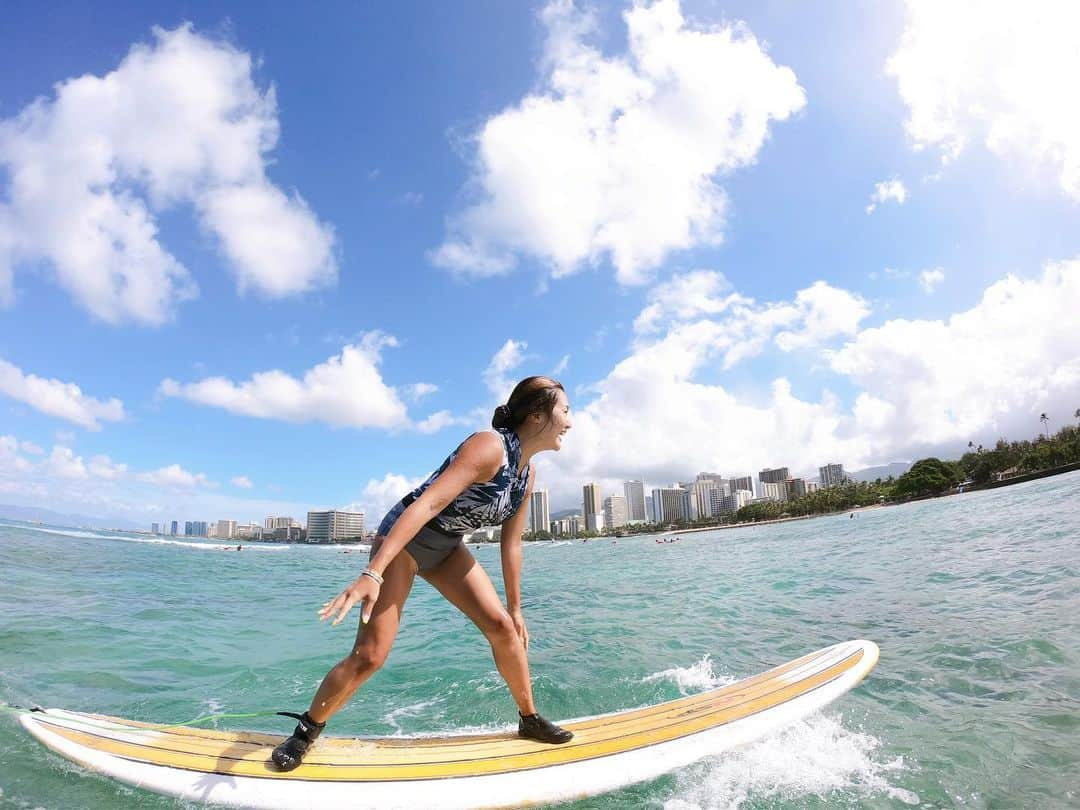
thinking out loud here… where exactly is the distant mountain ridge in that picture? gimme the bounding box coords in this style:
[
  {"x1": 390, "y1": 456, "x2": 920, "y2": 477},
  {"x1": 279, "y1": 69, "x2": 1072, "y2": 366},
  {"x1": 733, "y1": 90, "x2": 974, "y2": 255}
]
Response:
[
  {"x1": 0, "y1": 503, "x2": 142, "y2": 531},
  {"x1": 848, "y1": 462, "x2": 911, "y2": 482},
  {"x1": 551, "y1": 507, "x2": 582, "y2": 520}
]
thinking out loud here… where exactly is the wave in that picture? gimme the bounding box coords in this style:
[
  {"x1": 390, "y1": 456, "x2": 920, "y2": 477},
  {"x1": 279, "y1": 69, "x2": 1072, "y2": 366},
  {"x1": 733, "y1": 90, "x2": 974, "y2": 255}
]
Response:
[
  {"x1": 662, "y1": 713, "x2": 916, "y2": 809},
  {"x1": 307, "y1": 544, "x2": 372, "y2": 552},
  {"x1": 641, "y1": 656, "x2": 735, "y2": 694},
  {"x1": 1, "y1": 523, "x2": 288, "y2": 551}
]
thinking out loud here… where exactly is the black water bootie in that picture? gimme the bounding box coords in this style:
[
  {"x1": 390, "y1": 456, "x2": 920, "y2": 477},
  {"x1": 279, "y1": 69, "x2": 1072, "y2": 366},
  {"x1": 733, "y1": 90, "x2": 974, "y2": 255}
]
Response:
[
  {"x1": 518, "y1": 712, "x2": 573, "y2": 744},
  {"x1": 271, "y1": 711, "x2": 326, "y2": 771}
]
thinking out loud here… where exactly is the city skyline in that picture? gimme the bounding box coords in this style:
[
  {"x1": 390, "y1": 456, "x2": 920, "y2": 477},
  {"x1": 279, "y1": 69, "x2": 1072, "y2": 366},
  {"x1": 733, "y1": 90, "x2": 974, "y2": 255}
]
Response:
[{"x1": 142, "y1": 456, "x2": 853, "y2": 535}]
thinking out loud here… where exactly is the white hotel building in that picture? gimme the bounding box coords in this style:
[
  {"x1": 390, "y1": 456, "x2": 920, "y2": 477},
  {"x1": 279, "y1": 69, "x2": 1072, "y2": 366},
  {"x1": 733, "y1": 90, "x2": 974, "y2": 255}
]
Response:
[
  {"x1": 623, "y1": 480, "x2": 648, "y2": 523},
  {"x1": 306, "y1": 510, "x2": 365, "y2": 543},
  {"x1": 527, "y1": 490, "x2": 550, "y2": 535}
]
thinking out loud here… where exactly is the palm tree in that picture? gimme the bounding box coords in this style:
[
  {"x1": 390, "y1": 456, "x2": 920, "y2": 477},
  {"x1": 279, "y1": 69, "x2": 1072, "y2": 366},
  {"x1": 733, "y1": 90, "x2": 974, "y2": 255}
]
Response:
[
  {"x1": 1040, "y1": 412, "x2": 1049, "y2": 439},
  {"x1": 1075, "y1": 407, "x2": 1079, "y2": 425}
]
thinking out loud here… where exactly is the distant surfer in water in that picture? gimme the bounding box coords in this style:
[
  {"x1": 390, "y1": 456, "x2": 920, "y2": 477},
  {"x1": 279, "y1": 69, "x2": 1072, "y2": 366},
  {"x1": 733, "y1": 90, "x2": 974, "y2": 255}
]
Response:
[{"x1": 272, "y1": 377, "x2": 574, "y2": 771}]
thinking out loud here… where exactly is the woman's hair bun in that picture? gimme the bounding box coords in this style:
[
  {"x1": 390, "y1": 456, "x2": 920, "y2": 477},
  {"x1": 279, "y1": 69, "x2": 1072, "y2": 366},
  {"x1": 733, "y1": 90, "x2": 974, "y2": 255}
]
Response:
[{"x1": 491, "y1": 404, "x2": 512, "y2": 429}]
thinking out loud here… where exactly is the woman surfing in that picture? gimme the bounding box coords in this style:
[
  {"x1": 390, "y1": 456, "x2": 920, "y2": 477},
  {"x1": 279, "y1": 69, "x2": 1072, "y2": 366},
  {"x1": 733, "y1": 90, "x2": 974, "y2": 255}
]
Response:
[{"x1": 273, "y1": 376, "x2": 574, "y2": 770}]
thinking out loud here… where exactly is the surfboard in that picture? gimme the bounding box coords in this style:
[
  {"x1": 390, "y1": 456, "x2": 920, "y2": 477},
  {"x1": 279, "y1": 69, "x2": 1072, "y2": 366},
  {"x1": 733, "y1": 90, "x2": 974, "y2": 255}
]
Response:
[{"x1": 19, "y1": 639, "x2": 878, "y2": 809}]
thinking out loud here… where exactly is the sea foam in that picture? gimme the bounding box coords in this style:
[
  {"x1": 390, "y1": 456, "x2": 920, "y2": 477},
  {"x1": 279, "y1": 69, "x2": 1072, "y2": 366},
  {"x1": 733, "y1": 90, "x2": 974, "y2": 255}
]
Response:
[
  {"x1": 641, "y1": 655, "x2": 735, "y2": 694},
  {"x1": 1, "y1": 523, "x2": 287, "y2": 551},
  {"x1": 663, "y1": 712, "x2": 917, "y2": 809}
]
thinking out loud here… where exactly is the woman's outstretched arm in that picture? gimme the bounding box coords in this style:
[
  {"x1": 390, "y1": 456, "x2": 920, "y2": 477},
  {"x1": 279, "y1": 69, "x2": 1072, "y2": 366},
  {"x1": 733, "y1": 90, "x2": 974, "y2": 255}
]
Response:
[{"x1": 501, "y1": 464, "x2": 535, "y2": 648}]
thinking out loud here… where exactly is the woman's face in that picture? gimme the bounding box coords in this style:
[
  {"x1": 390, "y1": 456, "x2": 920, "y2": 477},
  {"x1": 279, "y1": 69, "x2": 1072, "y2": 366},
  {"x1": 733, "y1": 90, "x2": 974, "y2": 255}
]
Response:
[{"x1": 545, "y1": 389, "x2": 572, "y2": 452}]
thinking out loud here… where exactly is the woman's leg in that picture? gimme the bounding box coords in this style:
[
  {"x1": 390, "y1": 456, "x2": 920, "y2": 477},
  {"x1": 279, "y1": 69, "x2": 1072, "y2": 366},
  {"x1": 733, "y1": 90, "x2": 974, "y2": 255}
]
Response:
[
  {"x1": 421, "y1": 544, "x2": 536, "y2": 715},
  {"x1": 306, "y1": 545, "x2": 418, "y2": 723}
]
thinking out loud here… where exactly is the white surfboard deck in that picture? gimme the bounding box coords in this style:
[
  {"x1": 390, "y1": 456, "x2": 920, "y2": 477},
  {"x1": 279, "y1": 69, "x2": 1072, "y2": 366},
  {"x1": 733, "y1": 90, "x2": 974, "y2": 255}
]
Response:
[{"x1": 20, "y1": 639, "x2": 878, "y2": 809}]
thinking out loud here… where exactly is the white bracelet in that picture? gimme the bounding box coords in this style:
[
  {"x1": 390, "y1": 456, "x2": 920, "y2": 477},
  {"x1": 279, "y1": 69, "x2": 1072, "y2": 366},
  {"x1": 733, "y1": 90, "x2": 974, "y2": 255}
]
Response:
[{"x1": 361, "y1": 569, "x2": 384, "y2": 586}]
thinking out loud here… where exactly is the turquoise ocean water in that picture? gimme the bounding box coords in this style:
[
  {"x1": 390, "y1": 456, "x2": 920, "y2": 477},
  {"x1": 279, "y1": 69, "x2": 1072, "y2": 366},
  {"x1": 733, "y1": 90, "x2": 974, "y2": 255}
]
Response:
[{"x1": 1, "y1": 472, "x2": 1078, "y2": 808}]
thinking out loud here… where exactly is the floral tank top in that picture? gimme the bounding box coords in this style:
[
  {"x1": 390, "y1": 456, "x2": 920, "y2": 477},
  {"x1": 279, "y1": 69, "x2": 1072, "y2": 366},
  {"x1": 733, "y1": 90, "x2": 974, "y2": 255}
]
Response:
[{"x1": 378, "y1": 428, "x2": 532, "y2": 537}]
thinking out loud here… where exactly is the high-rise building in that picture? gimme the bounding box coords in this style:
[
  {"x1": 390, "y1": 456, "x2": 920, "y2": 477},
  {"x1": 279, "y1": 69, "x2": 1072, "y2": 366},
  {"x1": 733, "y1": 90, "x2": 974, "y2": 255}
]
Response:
[
  {"x1": 731, "y1": 475, "x2": 754, "y2": 495},
  {"x1": 192, "y1": 521, "x2": 208, "y2": 537},
  {"x1": 602, "y1": 494, "x2": 628, "y2": 531},
  {"x1": 689, "y1": 479, "x2": 724, "y2": 519},
  {"x1": 169, "y1": 520, "x2": 178, "y2": 536},
  {"x1": 528, "y1": 490, "x2": 550, "y2": 535},
  {"x1": 215, "y1": 520, "x2": 237, "y2": 539},
  {"x1": 184, "y1": 521, "x2": 194, "y2": 536},
  {"x1": 151, "y1": 523, "x2": 159, "y2": 534},
  {"x1": 264, "y1": 516, "x2": 300, "y2": 530},
  {"x1": 759, "y1": 467, "x2": 790, "y2": 485},
  {"x1": 583, "y1": 483, "x2": 602, "y2": 532},
  {"x1": 761, "y1": 482, "x2": 785, "y2": 502},
  {"x1": 819, "y1": 464, "x2": 847, "y2": 488},
  {"x1": 719, "y1": 489, "x2": 754, "y2": 514},
  {"x1": 236, "y1": 522, "x2": 260, "y2": 539},
  {"x1": 695, "y1": 472, "x2": 727, "y2": 487},
  {"x1": 785, "y1": 478, "x2": 807, "y2": 500},
  {"x1": 651, "y1": 487, "x2": 688, "y2": 524},
  {"x1": 273, "y1": 526, "x2": 306, "y2": 543},
  {"x1": 708, "y1": 488, "x2": 725, "y2": 516},
  {"x1": 623, "y1": 480, "x2": 647, "y2": 522},
  {"x1": 306, "y1": 510, "x2": 365, "y2": 543}
]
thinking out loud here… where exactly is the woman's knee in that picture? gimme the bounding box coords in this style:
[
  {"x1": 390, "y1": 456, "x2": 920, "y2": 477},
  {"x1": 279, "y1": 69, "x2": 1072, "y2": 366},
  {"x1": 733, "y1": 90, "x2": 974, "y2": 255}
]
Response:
[
  {"x1": 343, "y1": 643, "x2": 390, "y2": 678},
  {"x1": 482, "y1": 611, "x2": 518, "y2": 645}
]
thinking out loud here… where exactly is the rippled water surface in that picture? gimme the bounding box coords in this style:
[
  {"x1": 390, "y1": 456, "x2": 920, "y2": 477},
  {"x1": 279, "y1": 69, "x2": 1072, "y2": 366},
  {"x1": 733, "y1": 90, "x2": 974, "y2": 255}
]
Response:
[{"x1": 1, "y1": 472, "x2": 1078, "y2": 808}]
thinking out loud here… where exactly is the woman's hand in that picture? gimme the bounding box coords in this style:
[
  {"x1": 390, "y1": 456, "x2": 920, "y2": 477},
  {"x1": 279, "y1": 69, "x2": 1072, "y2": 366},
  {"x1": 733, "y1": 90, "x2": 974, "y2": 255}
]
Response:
[
  {"x1": 510, "y1": 607, "x2": 529, "y2": 651},
  {"x1": 319, "y1": 576, "x2": 381, "y2": 626}
]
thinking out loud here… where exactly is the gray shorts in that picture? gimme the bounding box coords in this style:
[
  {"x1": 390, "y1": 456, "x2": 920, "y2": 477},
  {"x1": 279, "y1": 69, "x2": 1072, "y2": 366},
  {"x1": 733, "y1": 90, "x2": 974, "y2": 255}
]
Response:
[{"x1": 369, "y1": 521, "x2": 463, "y2": 573}]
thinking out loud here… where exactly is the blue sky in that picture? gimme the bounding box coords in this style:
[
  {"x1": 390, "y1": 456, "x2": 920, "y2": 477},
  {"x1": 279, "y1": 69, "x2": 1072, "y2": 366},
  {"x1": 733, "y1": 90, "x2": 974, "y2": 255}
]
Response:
[{"x1": 2, "y1": 0, "x2": 1079, "y2": 526}]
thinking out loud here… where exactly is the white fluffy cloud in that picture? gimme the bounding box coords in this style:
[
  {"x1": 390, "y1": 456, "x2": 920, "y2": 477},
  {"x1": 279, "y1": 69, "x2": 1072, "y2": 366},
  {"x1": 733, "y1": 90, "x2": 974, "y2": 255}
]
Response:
[
  {"x1": 633, "y1": 271, "x2": 869, "y2": 363},
  {"x1": 918, "y1": 267, "x2": 945, "y2": 293},
  {"x1": 434, "y1": 0, "x2": 805, "y2": 284},
  {"x1": 775, "y1": 282, "x2": 872, "y2": 351},
  {"x1": 830, "y1": 257, "x2": 1080, "y2": 447},
  {"x1": 484, "y1": 339, "x2": 529, "y2": 401},
  {"x1": 230, "y1": 475, "x2": 254, "y2": 489},
  {"x1": 404, "y1": 383, "x2": 438, "y2": 402},
  {"x1": 0, "y1": 431, "x2": 314, "y2": 523},
  {"x1": 415, "y1": 410, "x2": 461, "y2": 435},
  {"x1": 43, "y1": 446, "x2": 88, "y2": 480},
  {"x1": 159, "y1": 333, "x2": 412, "y2": 430},
  {"x1": 344, "y1": 472, "x2": 428, "y2": 527},
  {"x1": 0, "y1": 435, "x2": 32, "y2": 472},
  {"x1": 0, "y1": 24, "x2": 336, "y2": 324},
  {"x1": 88, "y1": 454, "x2": 127, "y2": 480},
  {"x1": 0, "y1": 358, "x2": 125, "y2": 430},
  {"x1": 533, "y1": 257, "x2": 1080, "y2": 509},
  {"x1": 887, "y1": 0, "x2": 1080, "y2": 198},
  {"x1": 865, "y1": 177, "x2": 907, "y2": 213},
  {"x1": 634, "y1": 270, "x2": 747, "y2": 334},
  {"x1": 137, "y1": 464, "x2": 215, "y2": 489}
]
